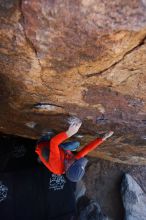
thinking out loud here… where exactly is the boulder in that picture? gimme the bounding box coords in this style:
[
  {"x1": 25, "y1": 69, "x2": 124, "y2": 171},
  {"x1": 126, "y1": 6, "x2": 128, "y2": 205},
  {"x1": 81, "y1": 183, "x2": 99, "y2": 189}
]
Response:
[
  {"x1": 121, "y1": 173, "x2": 146, "y2": 220},
  {"x1": 0, "y1": 0, "x2": 146, "y2": 164}
]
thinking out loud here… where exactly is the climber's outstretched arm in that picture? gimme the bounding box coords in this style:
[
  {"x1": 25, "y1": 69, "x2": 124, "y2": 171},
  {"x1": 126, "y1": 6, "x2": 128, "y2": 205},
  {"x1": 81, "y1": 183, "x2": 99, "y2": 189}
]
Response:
[
  {"x1": 75, "y1": 138, "x2": 103, "y2": 159},
  {"x1": 75, "y1": 131, "x2": 114, "y2": 159}
]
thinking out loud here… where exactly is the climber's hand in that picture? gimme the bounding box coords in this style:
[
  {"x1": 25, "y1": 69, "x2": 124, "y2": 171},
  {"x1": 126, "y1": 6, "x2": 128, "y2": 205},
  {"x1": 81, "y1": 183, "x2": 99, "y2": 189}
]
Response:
[
  {"x1": 102, "y1": 131, "x2": 114, "y2": 141},
  {"x1": 66, "y1": 119, "x2": 82, "y2": 137}
]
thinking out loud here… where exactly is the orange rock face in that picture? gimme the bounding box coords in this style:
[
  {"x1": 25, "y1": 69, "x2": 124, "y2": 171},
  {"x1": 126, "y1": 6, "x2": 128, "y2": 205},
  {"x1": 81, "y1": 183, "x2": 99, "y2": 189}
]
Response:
[{"x1": 0, "y1": 0, "x2": 146, "y2": 164}]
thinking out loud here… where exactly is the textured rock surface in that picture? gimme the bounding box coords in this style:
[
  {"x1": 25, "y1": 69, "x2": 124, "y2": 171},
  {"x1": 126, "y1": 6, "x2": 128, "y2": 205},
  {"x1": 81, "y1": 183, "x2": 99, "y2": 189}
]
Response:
[
  {"x1": 121, "y1": 173, "x2": 146, "y2": 220},
  {"x1": 0, "y1": 0, "x2": 146, "y2": 164},
  {"x1": 84, "y1": 158, "x2": 146, "y2": 220}
]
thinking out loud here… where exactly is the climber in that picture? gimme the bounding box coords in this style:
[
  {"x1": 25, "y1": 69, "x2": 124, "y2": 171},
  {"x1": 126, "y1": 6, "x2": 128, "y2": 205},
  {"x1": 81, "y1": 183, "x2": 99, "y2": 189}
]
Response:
[{"x1": 35, "y1": 117, "x2": 114, "y2": 182}]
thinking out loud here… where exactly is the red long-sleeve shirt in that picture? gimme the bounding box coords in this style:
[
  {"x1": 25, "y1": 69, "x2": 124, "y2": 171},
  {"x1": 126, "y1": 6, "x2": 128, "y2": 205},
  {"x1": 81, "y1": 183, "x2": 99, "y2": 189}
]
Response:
[{"x1": 35, "y1": 132, "x2": 104, "y2": 175}]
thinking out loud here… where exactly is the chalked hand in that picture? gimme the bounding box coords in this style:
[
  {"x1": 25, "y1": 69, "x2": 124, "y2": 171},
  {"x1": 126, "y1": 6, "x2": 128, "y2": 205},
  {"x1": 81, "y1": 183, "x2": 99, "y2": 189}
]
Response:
[
  {"x1": 66, "y1": 117, "x2": 82, "y2": 137},
  {"x1": 102, "y1": 131, "x2": 114, "y2": 141},
  {"x1": 67, "y1": 116, "x2": 82, "y2": 126}
]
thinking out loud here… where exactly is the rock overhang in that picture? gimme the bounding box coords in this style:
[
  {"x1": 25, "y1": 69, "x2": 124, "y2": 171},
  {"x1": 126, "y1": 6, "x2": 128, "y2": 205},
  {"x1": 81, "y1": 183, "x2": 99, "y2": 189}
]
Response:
[{"x1": 0, "y1": 0, "x2": 146, "y2": 164}]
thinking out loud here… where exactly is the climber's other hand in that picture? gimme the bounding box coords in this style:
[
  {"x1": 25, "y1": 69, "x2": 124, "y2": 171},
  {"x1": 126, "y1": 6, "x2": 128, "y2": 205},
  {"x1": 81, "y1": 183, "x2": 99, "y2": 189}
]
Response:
[{"x1": 102, "y1": 131, "x2": 114, "y2": 141}]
